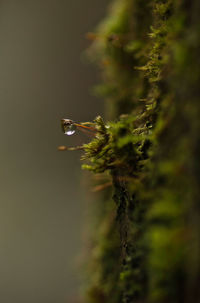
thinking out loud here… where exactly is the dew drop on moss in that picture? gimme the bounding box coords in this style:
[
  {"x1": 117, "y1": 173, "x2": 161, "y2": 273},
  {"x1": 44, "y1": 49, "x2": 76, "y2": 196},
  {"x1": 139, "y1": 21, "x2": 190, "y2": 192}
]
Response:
[{"x1": 63, "y1": 123, "x2": 76, "y2": 135}]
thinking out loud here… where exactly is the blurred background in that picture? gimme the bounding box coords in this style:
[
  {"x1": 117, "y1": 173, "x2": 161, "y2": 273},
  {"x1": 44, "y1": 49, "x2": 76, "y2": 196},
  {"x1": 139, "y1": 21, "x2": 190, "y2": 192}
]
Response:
[{"x1": 0, "y1": 1, "x2": 107, "y2": 302}]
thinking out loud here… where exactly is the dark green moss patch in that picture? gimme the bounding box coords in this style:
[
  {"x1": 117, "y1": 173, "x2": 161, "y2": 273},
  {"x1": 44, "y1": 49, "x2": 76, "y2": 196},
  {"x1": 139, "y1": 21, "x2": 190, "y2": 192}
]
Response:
[{"x1": 81, "y1": 0, "x2": 200, "y2": 302}]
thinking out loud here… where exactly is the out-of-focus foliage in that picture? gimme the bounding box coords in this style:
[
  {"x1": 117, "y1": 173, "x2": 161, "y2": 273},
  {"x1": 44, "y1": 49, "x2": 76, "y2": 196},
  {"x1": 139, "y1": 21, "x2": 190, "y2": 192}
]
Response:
[{"x1": 83, "y1": 0, "x2": 200, "y2": 302}]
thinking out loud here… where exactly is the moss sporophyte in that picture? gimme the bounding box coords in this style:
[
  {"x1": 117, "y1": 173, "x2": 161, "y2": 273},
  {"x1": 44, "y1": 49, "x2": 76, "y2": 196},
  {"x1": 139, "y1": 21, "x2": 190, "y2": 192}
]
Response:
[
  {"x1": 61, "y1": 118, "x2": 97, "y2": 136},
  {"x1": 58, "y1": 118, "x2": 98, "y2": 151}
]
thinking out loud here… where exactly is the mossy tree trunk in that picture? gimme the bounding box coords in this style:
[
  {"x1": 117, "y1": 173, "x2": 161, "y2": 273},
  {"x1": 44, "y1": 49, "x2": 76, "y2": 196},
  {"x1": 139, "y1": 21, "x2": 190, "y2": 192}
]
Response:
[{"x1": 82, "y1": 1, "x2": 200, "y2": 302}]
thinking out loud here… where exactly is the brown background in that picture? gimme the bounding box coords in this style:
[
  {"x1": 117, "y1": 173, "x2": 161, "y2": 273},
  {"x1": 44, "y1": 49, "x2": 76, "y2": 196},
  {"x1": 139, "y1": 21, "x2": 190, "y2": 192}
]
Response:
[{"x1": 0, "y1": 1, "x2": 108, "y2": 302}]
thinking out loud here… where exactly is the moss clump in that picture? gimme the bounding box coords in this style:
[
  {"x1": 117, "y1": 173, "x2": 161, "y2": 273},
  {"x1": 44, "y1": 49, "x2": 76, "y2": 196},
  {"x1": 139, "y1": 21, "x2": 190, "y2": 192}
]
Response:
[{"x1": 81, "y1": 0, "x2": 200, "y2": 302}]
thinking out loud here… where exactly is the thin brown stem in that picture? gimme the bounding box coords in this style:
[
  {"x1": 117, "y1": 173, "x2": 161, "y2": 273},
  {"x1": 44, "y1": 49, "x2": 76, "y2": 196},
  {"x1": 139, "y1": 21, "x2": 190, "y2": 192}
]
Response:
[{"x1": 58, "y1": 145, "x2": 84, "y2": 151}]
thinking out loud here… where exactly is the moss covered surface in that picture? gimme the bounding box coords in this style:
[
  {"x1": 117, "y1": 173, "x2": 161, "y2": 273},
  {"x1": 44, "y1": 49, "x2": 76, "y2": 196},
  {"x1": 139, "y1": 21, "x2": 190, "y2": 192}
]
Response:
[{"x1": 82, "y1": 0, "x2": 200, "y2": 302}]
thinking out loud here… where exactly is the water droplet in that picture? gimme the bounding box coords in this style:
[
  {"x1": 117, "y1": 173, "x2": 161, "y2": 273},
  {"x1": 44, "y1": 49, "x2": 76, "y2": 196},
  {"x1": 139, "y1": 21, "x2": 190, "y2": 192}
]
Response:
[
  {"x1": 64, "y1": 123, "x2": 76, "y2": 135},
  {"x1": 61, "y1": 119, "x2": 77, "y2": 135}
]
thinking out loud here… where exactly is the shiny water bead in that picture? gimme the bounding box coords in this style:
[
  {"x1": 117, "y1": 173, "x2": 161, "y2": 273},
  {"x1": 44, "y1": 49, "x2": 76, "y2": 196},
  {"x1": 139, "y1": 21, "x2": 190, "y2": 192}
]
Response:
[
  {"x1": 61, "y1": 119, "x2": 77, "y2": 136},
  {"x1": 64, "y1": 124, "x2": 76, "y2": 135}
]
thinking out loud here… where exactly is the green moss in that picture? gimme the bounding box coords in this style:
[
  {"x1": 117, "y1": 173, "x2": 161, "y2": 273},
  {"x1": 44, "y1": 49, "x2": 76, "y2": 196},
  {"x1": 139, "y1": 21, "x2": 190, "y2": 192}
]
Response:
[{"x1": 81, "y1": 0, "x2": 200, "y2": 302}]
